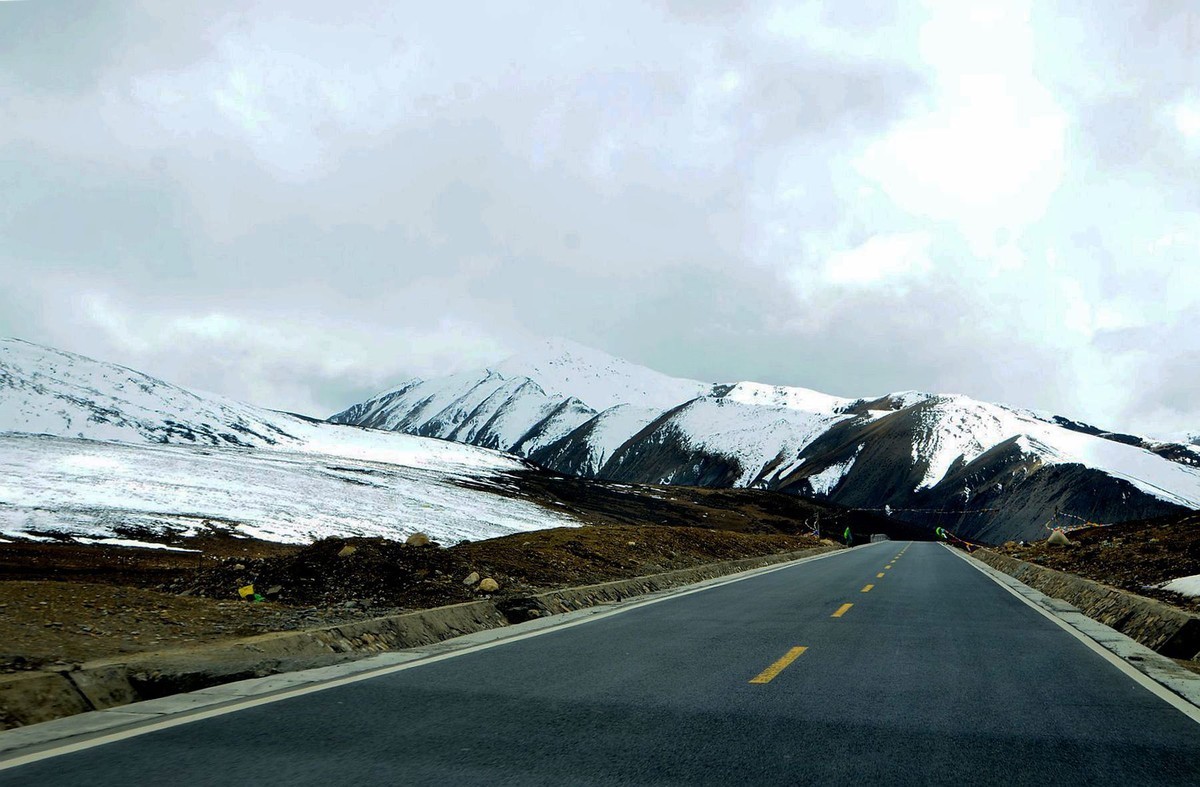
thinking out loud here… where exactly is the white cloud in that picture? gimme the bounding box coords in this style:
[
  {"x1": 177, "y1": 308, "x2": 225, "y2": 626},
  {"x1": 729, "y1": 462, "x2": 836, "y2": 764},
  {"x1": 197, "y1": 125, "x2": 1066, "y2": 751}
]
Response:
[
  {"x1": 820, "y1": 232, "x2": 934, "y2": 286},
  {"x1": 855, "y1": 1, "x2": 1067, "y2": 245},
  {"x1": 1172, "y1": 100, "x2": 1200, "y2": 139},
  {"x1": 76, "y1": 293, "x2": 510, "y2": 415}
]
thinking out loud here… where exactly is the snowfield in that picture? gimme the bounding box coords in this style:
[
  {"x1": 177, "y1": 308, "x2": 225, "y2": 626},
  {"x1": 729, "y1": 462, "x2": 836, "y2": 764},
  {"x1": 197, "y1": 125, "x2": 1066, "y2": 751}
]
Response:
[
  {"x1": 0, "y1": 337, "x2": 576, "y2": 544},
  {"x1": 0, "y1": 433, "x2": 574, "y2": 545}
]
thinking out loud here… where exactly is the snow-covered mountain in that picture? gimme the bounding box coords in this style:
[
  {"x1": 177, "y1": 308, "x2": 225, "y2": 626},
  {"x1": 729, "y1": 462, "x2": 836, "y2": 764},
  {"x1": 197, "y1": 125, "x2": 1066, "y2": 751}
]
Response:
[
  {"x1": 0, "y1": 338, "x2": 574, "y2": 544},
  {"x1": 332, "y1": 340, "x2": 1200, "y2": 542}
]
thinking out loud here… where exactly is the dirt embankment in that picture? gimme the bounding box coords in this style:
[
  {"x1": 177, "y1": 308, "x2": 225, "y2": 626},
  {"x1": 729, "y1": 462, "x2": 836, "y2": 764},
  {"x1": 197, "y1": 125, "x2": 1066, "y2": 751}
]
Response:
[
  {"x1": 172, "y1": 525, "x2": 820, "y2": 610},
  {"x1": 1, "y1": 477, "x2": 902, "y2": 674},
  {"x1": 997, "y1": 511, "x2": 1200, "y2": 614},
  {"x1": 1, "y1": 481, "x2": 845, "y2": 674}
]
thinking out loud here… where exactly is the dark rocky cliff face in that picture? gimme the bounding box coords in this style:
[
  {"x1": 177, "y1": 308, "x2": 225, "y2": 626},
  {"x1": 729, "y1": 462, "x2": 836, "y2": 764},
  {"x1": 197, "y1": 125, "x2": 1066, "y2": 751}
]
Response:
[{"x1": 601, "y1": 425, "x2": 748, "y2": 488}]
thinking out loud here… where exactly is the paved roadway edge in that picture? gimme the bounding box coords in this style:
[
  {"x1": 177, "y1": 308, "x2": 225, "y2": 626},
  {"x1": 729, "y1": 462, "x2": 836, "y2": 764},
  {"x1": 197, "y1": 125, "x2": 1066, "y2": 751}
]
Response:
[
  {"x1": 947, "y1": 544, "x2": 1200, "y2": 724},
  {"x1": 0, "y1": 542, "x2": 884, "y2": 769}
]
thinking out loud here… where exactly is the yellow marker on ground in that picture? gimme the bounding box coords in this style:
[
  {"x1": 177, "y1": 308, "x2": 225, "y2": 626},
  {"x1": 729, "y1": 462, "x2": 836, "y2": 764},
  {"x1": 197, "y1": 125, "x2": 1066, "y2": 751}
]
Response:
[
  {"x1": 832, "y1": 603, "x2": 854, "y2": 618},
  {"x1": 749, "y1": 646, "x2": 808, "y2": 684},
  {"x1": 885, "y1": 564, "x2": 893, "y2": 569},
  {"x1": 877, "y1": 572, "x2": 885, "y2": 578},
  {"x1": 861, "y1": 584, "x2": 874, "y2": 593}
]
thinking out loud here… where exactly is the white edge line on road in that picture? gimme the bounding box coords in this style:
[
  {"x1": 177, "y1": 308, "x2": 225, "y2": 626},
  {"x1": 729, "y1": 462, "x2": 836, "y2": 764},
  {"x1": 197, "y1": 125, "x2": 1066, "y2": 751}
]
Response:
[
  {"x1": 0, "y1": 542, "x2": 884, "y2": 771},
  {"x1": 944, "y1": 544, "x2": 1200, "y2": 726}
]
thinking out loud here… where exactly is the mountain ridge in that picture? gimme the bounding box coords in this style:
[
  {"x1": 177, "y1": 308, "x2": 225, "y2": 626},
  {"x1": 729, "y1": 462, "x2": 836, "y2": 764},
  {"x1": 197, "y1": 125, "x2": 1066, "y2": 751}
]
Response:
[
  {"x1": 4, "y1": 335, "x2": 1198, "y2": 545},
  {"x1": 331, "y1": 339, "x2": 1200, "y2": 542}
]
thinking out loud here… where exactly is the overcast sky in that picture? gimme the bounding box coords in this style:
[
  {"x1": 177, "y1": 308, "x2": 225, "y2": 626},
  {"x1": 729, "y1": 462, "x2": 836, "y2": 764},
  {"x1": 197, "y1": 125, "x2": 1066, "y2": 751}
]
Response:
[{"x1": 2, "y1": 1, "x2": 1198, "y2": 436}]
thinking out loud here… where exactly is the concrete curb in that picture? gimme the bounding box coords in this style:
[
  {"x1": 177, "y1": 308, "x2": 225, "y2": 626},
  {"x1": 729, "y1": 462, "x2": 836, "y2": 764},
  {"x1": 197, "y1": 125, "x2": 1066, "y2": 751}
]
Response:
[
  {"x1": 1, "y1": 599, "x2": 506, "y2": 730},
  {"x1": 969, "y1": 548, "x2": 1200, "y2": 659},
  {"x1": 0, "y1": 544, "x2": 840, "y2": 734},
  {"x1": 954, "y1": 547, "x2": 1200, "y2": 711}
]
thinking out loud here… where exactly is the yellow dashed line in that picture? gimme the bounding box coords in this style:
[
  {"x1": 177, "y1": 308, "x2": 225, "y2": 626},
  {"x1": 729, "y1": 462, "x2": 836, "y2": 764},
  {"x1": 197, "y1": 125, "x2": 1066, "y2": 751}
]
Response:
[
  {"x1": 832, "y1": 603, "x2": 854, "y2": 618},
  {"x1": 876, "y1": 572, "x2": 885, "y2": 578},
  {"x1": 861, "y1": 584, "x2": 874, "y2": 593},
  {"x1": 885, "y1": 564, "x2": 893, "y2": 569},
  {"x1": 749, "y1": 646, "x2": 808, "y2": 684}
]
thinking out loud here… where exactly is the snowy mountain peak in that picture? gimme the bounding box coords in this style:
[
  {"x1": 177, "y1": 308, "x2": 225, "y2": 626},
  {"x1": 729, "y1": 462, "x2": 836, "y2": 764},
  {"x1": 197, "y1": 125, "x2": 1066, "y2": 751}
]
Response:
[
  {"x1": 493, "y1": 338, "x2": 710, "y2": 411},
  {"x1": 718, "y1": 381, "x2": 853, "y2": 414},
  {"x1": 0, "y1": 337, "x2": 298, "y2": 447}
]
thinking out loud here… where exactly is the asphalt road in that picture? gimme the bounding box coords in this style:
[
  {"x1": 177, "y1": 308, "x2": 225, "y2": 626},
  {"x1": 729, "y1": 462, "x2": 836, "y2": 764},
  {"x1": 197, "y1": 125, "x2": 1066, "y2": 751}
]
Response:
[{"x1": 4, "y1": 541, "x2": 1200, "y2": 786}]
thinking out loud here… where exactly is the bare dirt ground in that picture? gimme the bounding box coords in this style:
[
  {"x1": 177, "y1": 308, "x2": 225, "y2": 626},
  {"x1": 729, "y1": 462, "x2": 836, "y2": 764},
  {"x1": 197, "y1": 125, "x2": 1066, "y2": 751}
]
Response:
[
  {"x1": 997, "y1": 511, "x2": 1200, "y2": 614},
  {"x1": 2, "y1": 480, "x2": 886, "y2": 673}
]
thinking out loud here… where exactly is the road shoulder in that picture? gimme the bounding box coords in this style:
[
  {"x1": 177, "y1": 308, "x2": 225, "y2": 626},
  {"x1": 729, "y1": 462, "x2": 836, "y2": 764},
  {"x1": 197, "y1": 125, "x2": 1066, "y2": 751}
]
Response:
[{"x1": 948, "y1": 544, "x2": 1200, "y2": 721}]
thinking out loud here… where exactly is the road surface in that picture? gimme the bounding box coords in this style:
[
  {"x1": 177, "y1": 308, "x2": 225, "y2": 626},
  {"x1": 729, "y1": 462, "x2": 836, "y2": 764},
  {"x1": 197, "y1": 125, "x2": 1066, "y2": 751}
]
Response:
[{"x1": 3, "y1": 541, "x2": 1200, "y2": 785}]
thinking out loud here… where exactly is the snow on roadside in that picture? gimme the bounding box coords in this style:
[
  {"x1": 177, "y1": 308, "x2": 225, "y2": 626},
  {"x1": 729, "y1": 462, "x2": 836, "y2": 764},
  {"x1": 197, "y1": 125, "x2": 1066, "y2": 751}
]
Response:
[
  {"x1": 72, "y1": 537, "x2": 200, "y2": 552},
  {"x1": 1160, "y1": 574, "x2": 1200, "y2": 598}
]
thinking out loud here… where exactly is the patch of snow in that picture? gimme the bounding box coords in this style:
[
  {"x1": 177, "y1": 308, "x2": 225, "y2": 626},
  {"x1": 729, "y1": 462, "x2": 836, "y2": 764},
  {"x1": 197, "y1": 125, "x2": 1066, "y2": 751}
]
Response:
[
  {"x1": 72, "y1": 537, "x2": 200, "y2": 552},
  {"x1": 886, "y1": 391, "x2": 935, "y2": 409},
  {"x1": 722, "y1": 381, "x2": 851, "y2": 413},
  {"x1": 808, "y1": 449, "x2": 861, "y2": 496},
  {"x1": 910, "y1": 396, "x2": 1018, "y2": 490},
  {"x1": 1160, "y1": 574, "x2": 1200, "y2": 598}
]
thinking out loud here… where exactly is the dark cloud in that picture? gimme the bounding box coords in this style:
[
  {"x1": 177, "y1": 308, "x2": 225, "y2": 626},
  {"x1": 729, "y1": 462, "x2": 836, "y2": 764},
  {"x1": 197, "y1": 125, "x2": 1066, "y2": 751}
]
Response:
[{"x1": 0, "y1": 0, "x2": 131, "y2": 93}]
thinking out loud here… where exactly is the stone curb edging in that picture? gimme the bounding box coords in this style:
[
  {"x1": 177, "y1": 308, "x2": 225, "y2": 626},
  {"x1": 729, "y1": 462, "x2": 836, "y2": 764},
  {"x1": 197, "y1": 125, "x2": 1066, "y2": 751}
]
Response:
[
  {"x1": 0, "y1": 600, "x2": 506, "y2": 731},
  {"x1": 969, "y1": 548, "x2": 1200, "y2": 660},
  {"x1": 0, "y1": 544, "x2": 841, "y2": 733}
]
